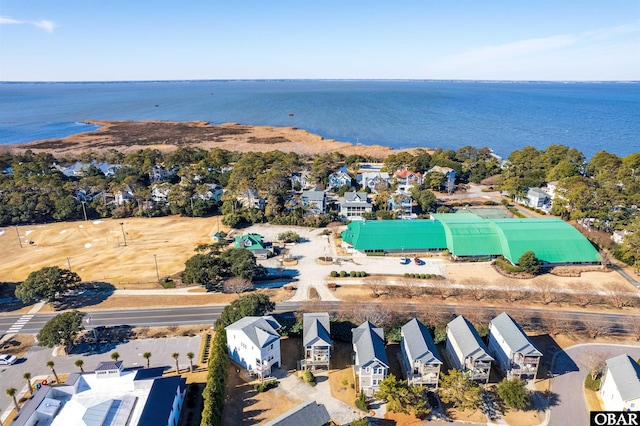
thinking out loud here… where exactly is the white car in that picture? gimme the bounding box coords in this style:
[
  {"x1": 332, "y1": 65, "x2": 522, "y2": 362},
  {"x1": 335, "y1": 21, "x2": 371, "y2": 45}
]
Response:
[{"x1": 0, "y1": 354, "x2": 18, "y2": 365}]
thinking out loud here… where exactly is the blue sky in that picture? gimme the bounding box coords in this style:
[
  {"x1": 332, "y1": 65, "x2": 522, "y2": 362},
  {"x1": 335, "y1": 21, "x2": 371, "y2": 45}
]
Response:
[{"x1": 1, "y1": 0, "x2": 638, "y2": 81}]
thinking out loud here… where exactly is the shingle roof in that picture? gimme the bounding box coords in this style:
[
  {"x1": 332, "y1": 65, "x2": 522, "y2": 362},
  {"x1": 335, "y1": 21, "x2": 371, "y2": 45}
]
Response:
[
  {"x1": 401, "y1": 318, "x2": 442, "y2": 366},
  {"x1": 341, "y1": 192, "x2": 371, "y2": 207},
  {"x1": 95, "y1": 361, "x2": 123, "y2": 371},
  {"x1": 303, "y1": 313, "x2": 332, "y2": 347},
  {"x1": 134, "y1": 367, "x2": 166, "y2": 381},
  {"x1": 225, "y1": 316, "x2": 281, "y2": 348},
  {"x1": 605, "y1": 354, "x2": 640, "y2": 402},
  {"x1": 302, "y1": 188, "x2": 326, "y2": 203},
  {"x1": 490, "y1": 312, "x2": 542, "y2": 357},
  {"x1": 447, "y1": 316, "x2": 494, "y2": 362},
  {"x1": 137, "y1": 376, "x2": 186, "y2": 426},
  {"x1": 263, "y1": 401, "x2": 331, "y2": 426},
  {"x1": 352, "y1": 321, "x2": 389, "y2": 368}
]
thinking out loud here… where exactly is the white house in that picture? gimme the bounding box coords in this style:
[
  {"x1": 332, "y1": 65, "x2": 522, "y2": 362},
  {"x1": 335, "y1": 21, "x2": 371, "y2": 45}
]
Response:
[
  {"x1": 429, "y1": 166, "x2": 456, "y2": 194},
  {"x1": 400, "y1": 318, "x2": 442, "y2": 388},
  {"x1": 516, "y1": 188, "x2": 552, "y2": 211},
  {"x1": 151, "y1": 183, "x2": 171, "y2": 202},
  {"x1": 389, "y1": 191, "x2": 413, "y2": 219},
  {"x1": 301, "y1": 188, "x2": 327, "y2": 214},
  {"x1": 327, "y1": 168, "x2": 353, "y2": 191},
  {"x1": 445, "y1": 315, "x2": 493, "y2": 383},
  {"x1": 225, "y1": 316, "x2": 282, "y2": 378},
  {"x1": 352, "y1": 321, "x2": 389, "y2": 396},
  {"x1": 237, "y1": 188, "x2": 266, "y2": 210},
  {"x1": 10, "y1": 365, "x2": 185, "y2": 426},
  {"x1": 394, "y1": 170, "x2": 422, "y2": 192},
  {"x1": 149, "y1": 164, "x2": 176, "y2": 182},
  {"x1": 339, "y1": 192, "x2": 372, "y2": 219},
  {"x1": 600, "y1": 354, "x2": 640, "y2": 412},
  {"x1": 359, "y1": 172, "x2": 390, "y2": 193},
  {"x1": 487, "y1": 312, "x2": 542, "y2": 380}
]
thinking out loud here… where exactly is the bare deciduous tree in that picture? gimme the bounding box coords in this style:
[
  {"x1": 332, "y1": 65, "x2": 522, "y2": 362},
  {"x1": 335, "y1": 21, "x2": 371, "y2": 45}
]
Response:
[
  {"x1": 351, "y1": 303, "x2": 393, "y2": 327},
  {"x1": 605, "y1": 282, "x2": 633, "y2": 309},
  {"x1": 367, "y1": 278, "x2": 388, "y2": 298},
  {"x1": 499, "y1": 278, "x2": 528, "y2": 303},
  {"x1": 431, "y1": 279, "x2": 456, "y2": 300},
  {"x1": 584, "y1": 321, "x2": 608, "y2": 339},
  {"x1": 534, "y1": 279, "x2": 556, "y2": 305},
  {"x1": 466, "y1": 279, "x2": 489, "y2": 301},
  {"x1": 582, "y1": 350, "x2": 610, "y2": 380},
  {"x1": 223, "y1": 276, "x2": 254, "y2": 294},
  {"x1": 569, "y1": 281, "x2": 596, "y2": 308}
]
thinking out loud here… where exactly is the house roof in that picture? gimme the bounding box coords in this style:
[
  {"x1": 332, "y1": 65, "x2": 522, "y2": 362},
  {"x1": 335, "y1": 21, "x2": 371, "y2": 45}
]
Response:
[
  {"x1": 263, "y1": 401, "x2": 331, "y2": 426},
  {"x1": 138, "y1": 376, "x2": 186, "y2": 426},
  {"x1": 341, "y1": 192, "x2": 371, "y2": 207},
  {"x1": 605, "y1": 354, "x2": 640, "y2": 402},
  {"x1": 447, "y1": 316, "x2": 494, "y2": 362},
  {"x1": 95, "y1": 361, "x2": 123, "y2": 371},
  {"x1": 352, "y1": 321, "x2": 389, "y2": 369},
  {"x1": 401, "y1": 318, "x2": 442, "y2": 366},
  {"x1": 527, "y1": 188, "x2": 550, "y2": 199},
  {"x1": 489, "y1": 312, "x2": 542, "y2": 357},
  {"x1": 395, "y1": 170, "x2": 422, "y2": 178},
  {"x1": 134, "y1": 367, "x2": 166, "y2": 381},
  {"x1": 225, "y1": 316, "x2": 281, "y2": 348},
  {"x1": 303, "y1": 313, "x2": 332, "y2": 347},
  {"x1": 302, "y1": 188, "x2": 326, "y2": 203},
  {"x1": 234, "y1": 233, "x2": 266, "y2": 250},
  {"x1": 430, "y1": 166, "x2": 455, "y2": 175}
]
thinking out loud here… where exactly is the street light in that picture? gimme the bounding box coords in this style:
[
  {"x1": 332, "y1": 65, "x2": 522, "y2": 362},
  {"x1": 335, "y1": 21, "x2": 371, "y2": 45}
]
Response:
[
  {"x1": 119, "y1": 222, "x2": 127, "y2": 247},
  {"x1": 154, "y1": 254, "x2": 160, "y2": 282}
]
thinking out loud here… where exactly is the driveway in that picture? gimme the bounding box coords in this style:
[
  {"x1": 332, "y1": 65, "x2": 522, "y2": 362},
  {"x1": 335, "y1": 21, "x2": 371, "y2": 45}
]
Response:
[
  {"x1": 549, "y1": 343, "x2": 640, "y2": 426},
  {"x1": 0, "y1": 335, "x2": 201, "y2": 422},
  {"x1": 246, "y1": 223, "x2": 446, "y2": 302}
]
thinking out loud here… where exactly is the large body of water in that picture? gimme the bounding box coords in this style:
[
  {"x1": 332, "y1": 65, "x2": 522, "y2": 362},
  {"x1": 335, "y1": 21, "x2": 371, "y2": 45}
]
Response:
[{"x1": 1, "y1": 80, "x2": 638, "y2": 159}]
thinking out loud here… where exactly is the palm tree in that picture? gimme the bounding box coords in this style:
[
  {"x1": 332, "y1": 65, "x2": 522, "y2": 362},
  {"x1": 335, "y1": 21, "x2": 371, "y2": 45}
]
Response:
[
  {"x1": 111, "y1": 352, "x2": 120, "y2": 362},
  {"x1": 172, "y1": 352, "x2": 180, "y2": 374},
  {"x1": 5, "y1": 388, "x2": 19, "y2": 413},
  {"x1": 23, "y1": 372, "x2": 32, "y2": 396},
  {"x1": 143, "y1": 352, "x2": 152, "y2": 368},
  {"x1": 46, "y1": 361, "x2": 59, "y2": 384},
  {"x1": 75, "y1": 359, "x2": 84, "y2": 373},
  {"x1": 186, "y1": 352, "x2": 194, "y2": 373}
]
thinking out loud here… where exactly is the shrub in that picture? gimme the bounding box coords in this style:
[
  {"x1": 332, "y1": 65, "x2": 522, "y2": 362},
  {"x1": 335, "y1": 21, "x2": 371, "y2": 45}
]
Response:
[
  {"x1": 420, "y1": 274, "x2": 426, "y2": 279},
  {"x1": 350, "y1": 271, "x2": 357, "y2": 277},
  {"x1": 426, "y1": 273, "x2": 432, "y2": 279},
  {"x1": 404, "y1": 273, "x2": 410, "y2": 278},
  {"x1": 330, "y1": 271, "x2": 338, "y2": 277},
  {"x1": 254, "y1": 380, "x2": 278, "y2": 392},
  {"x1": 495, "y1": 257, "x2": 524, "y2": 273},
  {"x1": 340, "y1": 271, "x2": 347, "y2": 277},
  {"x1": 585, "y1": 375, "x2": 601, "y2": 391},
  {"x1": 360, "y1": 271, "x2": 367, "y2": 277},
  {"x1": 303, "y1": 370, "x2": 316, "y2": 386},
  {"x1": 355, "y1": 391, "x2": 368, "y2": 412}
]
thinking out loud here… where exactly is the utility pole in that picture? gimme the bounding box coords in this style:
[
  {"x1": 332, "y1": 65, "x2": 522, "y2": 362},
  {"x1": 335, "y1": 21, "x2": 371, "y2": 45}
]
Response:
[
  {"x1": 119, "y1": 222, "x2": 127, "y2": 246},
  {"x1": 81, "y1": 201, "x2": 88, "y2": 221},
  {"x1": 67, "y1": 257, "x2": 71, "y2": 271},
  {"x1": 154, "y1": 254, "x2": 160, "y2": 282},
  {"x1": 15, "y1": 226, "x2": 23, "y2": 248}
]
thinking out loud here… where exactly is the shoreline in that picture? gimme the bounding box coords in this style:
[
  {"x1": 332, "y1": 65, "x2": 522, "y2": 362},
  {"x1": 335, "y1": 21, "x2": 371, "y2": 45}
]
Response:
[{"x1": 5, "y1": 119, "x2": 431, "y2": 159}]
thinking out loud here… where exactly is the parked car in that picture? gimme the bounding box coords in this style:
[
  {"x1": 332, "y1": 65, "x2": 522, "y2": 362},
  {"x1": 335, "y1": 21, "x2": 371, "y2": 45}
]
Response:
[
  {"x1": 0, "y1": 354, "x2": 18, "y2": 365},
  {"x1": 414, "y1": 257, "x2": 424, "y2": 265},
  {"x1": 400, "y1": 257, "x2": 410, "y2": 265}
]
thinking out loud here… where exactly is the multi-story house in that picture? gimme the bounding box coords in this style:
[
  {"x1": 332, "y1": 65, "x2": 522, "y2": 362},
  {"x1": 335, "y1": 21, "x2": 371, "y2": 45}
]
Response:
[
  {"x1": 359, "y1": 172, "x2": 390, "y2": 193},
  {"x1": 445, "y1": 315, "x2": 493, "y2": 383},
  {"x1": 400, "y1": 318, "x2": 442, "y2": 388},
  {"x1": 394, "y1": 170, "x2": 423, "y2": 192},
  {"x1": 301, "y1": 313, "x2": 332, "y2": 371},
  {"x1": 339, "y1": 192, "x2": 372, "y2": 219},
  {"x1": 352, "y1": 321, "x2": 389, "y2": 396},
  {"x1": 600, "y1": 354, "x2": 640, "y2": 412},
  {"x1": 327, "y1": 168, "x2": 353, "y2": 191},
  {"x1": 487, "y1": 312, "x2": 542, "y2": 380},
  {"x1": 301, "y1": 188, "x2": 327, "y2": 214},
  {"x1": 225, "y1": 316, "x2": 282, "y2": 379},
  {"x1": 429, "y1": 166, "x2": 456, "y2": 194}
]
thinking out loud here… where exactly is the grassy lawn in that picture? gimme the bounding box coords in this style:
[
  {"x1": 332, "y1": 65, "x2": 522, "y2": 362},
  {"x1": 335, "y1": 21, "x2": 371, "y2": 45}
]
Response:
[{"x1": 328, "y1": 340, "x2": 357, "y2": 407}]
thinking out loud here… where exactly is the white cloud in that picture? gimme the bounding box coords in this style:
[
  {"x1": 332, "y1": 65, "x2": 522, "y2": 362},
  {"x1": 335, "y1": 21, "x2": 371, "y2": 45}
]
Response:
[
  {"x1": 424, "y1": 22, "x2": 640, "y2": 80},
  {"x1": 0, "y1": 15, "x2": 56, "y2": 32}
]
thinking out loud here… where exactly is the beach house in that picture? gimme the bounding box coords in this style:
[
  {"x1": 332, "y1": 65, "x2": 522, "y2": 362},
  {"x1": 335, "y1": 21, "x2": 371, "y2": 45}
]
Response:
[
  {"x1": 301, "y1": 188, "x2": 327, "y2": 214},
  {"x1": 600, "y1": 354, "x2": 640, "y2": 412},
  {"x1": 352, "y1": 321, "x2": 389, "y2": 396},
  {"x1": 339, "y1": 192, "x2": 372, "y2": 219},
  {"x1": 225, "y1": 316, "x2": 282, "y2": 379},
  {"x1": 445, "y1": 315, "x2": 493, "y2": 383},
  {"x1": 301, "y1": 313, "x2": 332, "y2": 371},
  {"x1": 400, "y1": 318, "x2": 442, "y2": 388},
  {"x1": 487, "y1": 312, "x2": 542, "y2": 380}
]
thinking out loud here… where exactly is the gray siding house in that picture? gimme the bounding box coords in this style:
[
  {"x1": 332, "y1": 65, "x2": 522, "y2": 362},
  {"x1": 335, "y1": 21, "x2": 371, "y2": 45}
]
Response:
[
  {"x1": 352, "y1": 321, "x2": 389, "y2": 396},
  {"x1": 487, "y1": 312, "x2": 542, "y2": 380},
  {"x1": 301, "y1": 188, "x2": 327, "y2": 214},
  {"x1": 445, "y1": 315, "x2": 493, "y2": 383},
  {"x1": 340, "y1": 192, "x2": 372, "y2": 219},
  {"x1": 400, "y1": 318, "x2": 442, "y2": 388},
  {"x1": 301, "y1": 313, "x2": 332, "y2": 371}
]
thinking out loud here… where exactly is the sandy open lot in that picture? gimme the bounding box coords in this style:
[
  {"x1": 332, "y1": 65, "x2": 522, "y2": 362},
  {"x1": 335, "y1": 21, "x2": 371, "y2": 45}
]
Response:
[{"x1": 0, "y1": 216, "x2": 227, "y2": 284}]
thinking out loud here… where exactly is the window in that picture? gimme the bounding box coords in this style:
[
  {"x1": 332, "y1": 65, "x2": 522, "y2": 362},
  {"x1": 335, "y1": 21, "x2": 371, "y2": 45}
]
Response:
[
  {"x1": 365, "y1": 367, "x2": 371, "y2": 373},
  {"x1": 372, "y1": 379, "x2": 380, "y2": 386},
  {"x1": 374, "y1": 367, "x2": 385, "y2": 375},
  {"x1": 268, "y1": 343, "x2": 274, "y2": 351}
]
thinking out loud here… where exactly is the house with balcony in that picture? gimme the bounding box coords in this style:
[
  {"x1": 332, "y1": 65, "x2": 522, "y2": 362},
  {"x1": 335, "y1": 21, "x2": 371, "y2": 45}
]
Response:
[
  {"x1": 301, "y1": 313, "x2": 332, "y2": 371},
  {"x1": 516, "y1": 187, "x2": 552, "y2": 211},
  {"x1": 389, "y1": 191, "x2": 413, "y2": 219},
  {"x1": 400, "y1": 318, "x2": 442, "y2": 388},
  {"x1": 429, "y1": 166, "x2": 456, "y2": 193},
  {"x1": 600, "y1": 354, "x2": 640, "y2": 412},
  {"x1": 301, "y1": 188, "x2": 327, "y2": 214},
  {"x1": 327, "y1": 168, "x2": 353, "y2": 191},
  {"x1": 225, "y1": 316, "x2": 282, "y2": 379},
  {"x1": 291, "y1": 171, "x2": 313, "y2": 191},
  {"x1": 352, "y1": 321, "x2": 389, "y2": 396},
  {"x1": 487, "y1": 312, "x2": 541, "y2": 380},
  {"x1": 445, "y1": 315, "x2": 493, "y2": 383},
  {"x1": 394, "y1": 170, "x2": 422, "y2": 192},
  {"x1": 237, "y1": 188, "x2": 266, "y2": 210},
  {"x1": 359, "y1": 172, "x2": 390, "y2": 193},
  {"x1": 339, "y1": 192, "x2": 372, "y2": 219}
]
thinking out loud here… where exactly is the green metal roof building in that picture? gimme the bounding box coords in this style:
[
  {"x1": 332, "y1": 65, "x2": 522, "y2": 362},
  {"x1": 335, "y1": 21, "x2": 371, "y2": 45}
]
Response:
[{"x1": 341, "y1": 213, "x2": 600, "y2": 265}]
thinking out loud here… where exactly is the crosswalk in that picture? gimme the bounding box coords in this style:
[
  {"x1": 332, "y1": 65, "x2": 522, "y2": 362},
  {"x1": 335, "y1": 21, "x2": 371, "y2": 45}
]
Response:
[{"x1": 5, "y1": 313, "x2": 35, "y2": 334}]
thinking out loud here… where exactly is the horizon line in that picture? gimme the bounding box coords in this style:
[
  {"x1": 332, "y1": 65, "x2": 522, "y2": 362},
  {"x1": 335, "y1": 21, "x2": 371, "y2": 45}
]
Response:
[{"x1": 1, "y1": 78, "x2": 639, "y2": 84}]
